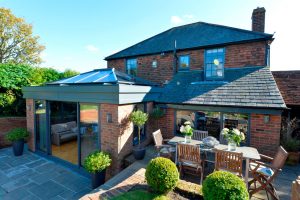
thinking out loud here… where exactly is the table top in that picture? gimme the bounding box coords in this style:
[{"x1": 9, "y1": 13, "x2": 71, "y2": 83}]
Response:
[{"x1": 168, "y1": 136, "x2": 261, "y2": 160}]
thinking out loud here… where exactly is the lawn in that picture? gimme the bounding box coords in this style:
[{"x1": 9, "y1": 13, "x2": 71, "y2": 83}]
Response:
[{"x1": 110, "y1": 190, "x2": 168, "y2": 200}]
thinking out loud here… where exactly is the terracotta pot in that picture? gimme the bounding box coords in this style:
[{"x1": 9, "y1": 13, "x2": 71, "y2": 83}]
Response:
[{"x1": 286, "y1": 152, "x2": 300, "y2": 165}]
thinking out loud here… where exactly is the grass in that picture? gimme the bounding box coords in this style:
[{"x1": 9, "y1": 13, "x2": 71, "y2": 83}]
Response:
[
  {"x1": 175, "y1": 179, "x2": 203, "y2": 196},
  {"x1": 110, "y1": 190, "x2": 169, "y2": 200}
]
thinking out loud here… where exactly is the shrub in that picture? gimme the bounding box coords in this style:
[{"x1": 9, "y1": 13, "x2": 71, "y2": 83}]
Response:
[
  {"x1": 5, "y1": 128, "x2": 29, "y2": 142},
  {"x1": 83, "y1": 151, "x2": 112, "y2": 173},
  {"x1": 145, "y1": 157, "x2": 179, "y2": 194},
  {"x1": 202, "y1": 171, "x2": 249, "y2": 200},
  {"x1": 282, "y1": 138, "x2": 300, "y2": 152}
]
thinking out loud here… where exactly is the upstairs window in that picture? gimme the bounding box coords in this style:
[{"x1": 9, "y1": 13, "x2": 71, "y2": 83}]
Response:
[
  {"x1": 126, "y1": 59, "x2": 137, "y2": 76},
  {"x1": 205, "y1": 48, "x2": 225, "y2": 80},
  {"x1": 179, "y1": 55, "x2": 190, "y2": 71}
]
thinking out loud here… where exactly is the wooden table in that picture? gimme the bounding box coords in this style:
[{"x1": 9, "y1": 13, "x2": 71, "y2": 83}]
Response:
[{"x1": 168, "y1": 136, "x2": 261, "y2": 187}]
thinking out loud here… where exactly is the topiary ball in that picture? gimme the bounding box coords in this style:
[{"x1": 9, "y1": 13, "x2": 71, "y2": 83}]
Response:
[
  {"x1": 145, "y1": 157, "x2": 179, "y2": 194},
  {"x1": 202, "y1": 171, "x2": 249, "y2": 200}
]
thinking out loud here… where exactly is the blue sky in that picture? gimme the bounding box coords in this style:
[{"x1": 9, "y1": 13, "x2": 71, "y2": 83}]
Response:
[{"x1": 1, "y1": 0, "x2": 299, "y2": 72}]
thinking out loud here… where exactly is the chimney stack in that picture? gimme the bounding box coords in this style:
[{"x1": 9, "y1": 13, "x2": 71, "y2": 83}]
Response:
[{"x1": 251, "y1": 7, "x2": 266, "y2": 32}]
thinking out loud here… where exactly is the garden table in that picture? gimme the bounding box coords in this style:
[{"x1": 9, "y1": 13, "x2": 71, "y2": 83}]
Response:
[{"x1": 168, "y1": 136, "x2": 261, "y2": 188}]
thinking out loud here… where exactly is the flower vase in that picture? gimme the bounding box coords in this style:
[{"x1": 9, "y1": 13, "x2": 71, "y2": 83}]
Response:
[
  {"x1": 228, "y1": 141, "x2": 237, "y2": 151},
  {"x1": 185, "y1": 135, "x2": 191, "y2": 143}
]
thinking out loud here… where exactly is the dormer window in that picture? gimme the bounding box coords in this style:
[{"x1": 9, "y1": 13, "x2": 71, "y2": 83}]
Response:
[
  {"x1": 179, "y1": 55, "x2": 190, "y2": 71},
  {"x1": 205, "y1": 48, "x2": 225, "y2": 80},
  {"x1": 126, "y1": 58, "x2": 137, "y2": 76}
]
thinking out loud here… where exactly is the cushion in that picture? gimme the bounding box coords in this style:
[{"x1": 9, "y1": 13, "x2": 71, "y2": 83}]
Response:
[
  {"x1": 71, "y1": 127, "x2": 78, "y2": 133},
  {"x1": 51, "y1": 123, "x2": 68, "y2": 133},
  {"x1": 250, "y1": 163, "x2": 274, "y2": 177},
  {"x1": 66, "y1": 121, "x2": 77, "y2": 129},
  {"x1": 160, "y1": 148, "x2": 169, "y2": 154}
]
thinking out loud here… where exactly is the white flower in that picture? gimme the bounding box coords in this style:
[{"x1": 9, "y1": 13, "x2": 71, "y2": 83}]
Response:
[
  {"x1": 233, "y1": 128, "x2": 240, "y2": 135},
  {"x1": 221, "y1": 128, "x2": 229, "y2": 135},
  {"x1": 184, "y1": 121, "x2": 191, "y2": 125},
  {"x1": 241, "y1": 132, "x2": 245, "y2": 140},
  {"x1": 180, "y1": 125, "x2": 185, "y2": 133}
]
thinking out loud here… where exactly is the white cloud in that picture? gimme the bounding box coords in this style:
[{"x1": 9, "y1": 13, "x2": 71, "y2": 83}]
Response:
[
  {"x1": 85, "y1": 44, "x2": 100, "y2": 53},
  {"x1": 170, "y1": 14, "x2": 196, "y2": 26}
]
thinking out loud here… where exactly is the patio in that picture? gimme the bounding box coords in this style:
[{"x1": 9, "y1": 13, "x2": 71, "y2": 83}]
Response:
[{"x1": 0, "y1": 146, "x2": 92, "y2": 200}]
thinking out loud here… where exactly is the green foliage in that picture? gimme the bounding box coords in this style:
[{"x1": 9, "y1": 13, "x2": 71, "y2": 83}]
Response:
[
  {"x1": 6, "y1": 128, "x2": 29, "y2": 142},
  {"x1": 145, "y1": 157, "x2": 179, "y2": 194},
  {"x1": 150, "y1": 107, "x2": 165, "y2": 120},
  {"x1": 61, "y1": 69, "x2": 79, "y2": 79},
  {"x1": 30, "y1": 67, "x2": 61, "y2": 85},
  {"x1": 83, "y1": 151, "x2": 111, "y2": 173},
  {"x1": 110, "y1": 190, "x2": 169, "y2": 200},
  {"x1": 282, "y1": 138, "x2": 300, "y2": 152},
  {"x1": 179, "y1": 121, "x2": 193, "y2": 136},
  {"x1": 202, "y1": 171, "x2": 249, "y2": 200},
  {"x1": 0, "y1": 8, "x2": 45, "y2": 65},
  {"x1": 130, "y1": 110, "x2": 149, "y2": 145}
]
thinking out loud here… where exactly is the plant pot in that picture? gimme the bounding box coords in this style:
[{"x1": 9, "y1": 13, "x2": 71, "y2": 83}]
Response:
[
  {"x1": 228, "y1": 141, "x2": 237, "y2": 151},
  {"x1": 91, "y1": 170, "x2": 106, "y2": 189},
  {"x1": 133, "y1": 146, "x2": 146, "y2": 160},
  {"x1": 12, "y1": 139, "x2": 25, "y2": 156},
  {"x1": 286, "y1": 152, "x2": 300, "y2": 165},
  {"x1": 185, "y1": 135, "x2": 191, "y2": 143}
]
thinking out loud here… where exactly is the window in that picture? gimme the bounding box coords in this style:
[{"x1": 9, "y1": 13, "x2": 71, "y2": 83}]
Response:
[
  {"x1": 205, "y1": 48, "x2": 225, "y2": 80},
  {"x1": 176, "y1": 110, "x2": 221, "y2": 139},
  {"x1": 126, "y1": 59, "x2": 137, "y2": 76},
  {"x1": 179, "y1": 55, "x2": 190, "y2": 70}
]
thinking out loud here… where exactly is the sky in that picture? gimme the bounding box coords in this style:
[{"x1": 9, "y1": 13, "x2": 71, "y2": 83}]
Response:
[{"x1": 1, "y1": 0, "x2": 299, "y2": 72}]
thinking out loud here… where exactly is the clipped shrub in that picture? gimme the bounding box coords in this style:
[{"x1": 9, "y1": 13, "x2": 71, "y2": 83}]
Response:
[
  {"x1": 83, "y1": 151, "x2": 112, "y2": 173},
  {"x1": 202, "y1": 171, "x2": 249, "y2": 200},
  {"x1": 5, "y1": 128, "x2": 29, "y2": 142},
  {"x1": 145, "y1": 157, "x2": 179, "y2": 194}
]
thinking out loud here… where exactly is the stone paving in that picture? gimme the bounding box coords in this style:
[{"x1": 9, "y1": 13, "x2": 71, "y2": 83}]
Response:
[{"x1": 0, "y1": 146, "x2": 92, "y2": 200}]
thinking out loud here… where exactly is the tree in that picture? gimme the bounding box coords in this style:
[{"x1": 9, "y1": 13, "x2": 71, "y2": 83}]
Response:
[
  {"x1": 0, "y1": 8, "x2": 45, "y2": 65},
  {"x1": 61, "y1": 69, "x2": 79, "y2": 79}
]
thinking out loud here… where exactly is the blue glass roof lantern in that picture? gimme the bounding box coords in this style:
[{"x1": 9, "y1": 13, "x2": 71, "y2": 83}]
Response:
[{"x1": 47, "y1": 68, "x2": 156, "y2": 86}]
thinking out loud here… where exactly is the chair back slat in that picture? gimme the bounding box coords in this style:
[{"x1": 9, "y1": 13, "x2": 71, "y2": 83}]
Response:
[
  {"x1": 177, "y1": 143, "x2": 201, "y2": 164},
  {"x1": 271, "y1": 146, "x2": 288, "y2": 170},
  {"x1": 152, "y1": 129, "x2": 163, "y2": 146},
  {"x1": 192, "y1": 130, "x2": 208, "y2": 141},
  {"x1": 215, "y1": 149, "x2": 243, "y2": 177}
]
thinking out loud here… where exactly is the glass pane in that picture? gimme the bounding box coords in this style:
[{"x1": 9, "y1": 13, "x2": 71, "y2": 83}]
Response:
[
  {"x1": 127, "y1": 59, "x2": 137, "y2": 76},
  {"x1": 206, "y1": 70, "x2": 212, "y2": 77},
  {"x1": 35, "y1": 100, "x2": 47, "y2": 152},
  {"x1": 217, "y1": 70, "x2": 223, "y2": 77},
  {"x1": 176, "y1": 110, "x2": 221, "y2": 138},
  {"x1": 50, "y1": 101, "x2": 78, "y2": 165},
  {"x1": 179, "y1": 55, "x2": 189, "y2": 69},
  {"x1": 133, "y1": 104, "x2": 146, "y2": 146},
  {"x1": 223, "y1": 113, "x2": 249, "y2": 145},
  {"x1": 80, "y1": 104, "x2": 99, "y2": 166}
]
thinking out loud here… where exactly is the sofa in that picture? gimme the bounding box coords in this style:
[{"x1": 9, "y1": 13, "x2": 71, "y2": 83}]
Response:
[{"x1": 51, "y1": 121, "x2": 78, "y2": 146}]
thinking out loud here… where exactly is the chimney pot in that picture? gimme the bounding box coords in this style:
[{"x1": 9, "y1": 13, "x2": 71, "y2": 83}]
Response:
[{"x1": 252, "y1": 7, "x2": 266, "y2": 32}]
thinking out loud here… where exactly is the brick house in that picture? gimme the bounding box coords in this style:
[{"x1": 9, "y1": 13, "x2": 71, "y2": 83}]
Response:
[{"x1": 23, "y1": 7, "x2": 286, "y2": 179}]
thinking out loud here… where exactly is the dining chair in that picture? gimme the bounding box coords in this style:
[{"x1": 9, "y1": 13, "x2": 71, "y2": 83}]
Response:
[
  {"x1": 248, "y1": 146, "x2": 288, "y2": 200},
  {"x1": 192, "y1": 130, "x2": 208, "y2": 141},
  {"x1": 152, "y1": 129, "x2": 175, "y2": 159},
  {"x1": 177, "y1": 143, "x2": 204, "y2": 184},
  {"x1": 215, "y1": 149, "x2": 243, "y2": 177}
]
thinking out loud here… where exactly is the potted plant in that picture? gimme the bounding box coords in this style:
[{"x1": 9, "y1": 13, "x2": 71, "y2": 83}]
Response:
[
  {"x1": 6, "y1": 128, "x2": 29, "y2": 156},
  {"x1": 282, "y1": 138, "x2": 300, "y2": 165},
  {"x1": 129, "y1": 110, "x2": 149, "y2": 160},
  {"x1": 180, "y1": 121, "x2": 193, "y2": 143},
  {"x1": 150, "y1": 106, "x2": 164, "y2": 130},
  {"x1": 221, "y1": 128, "x2": 245, "y2": 151},
  {"x1": 83, "y1": 150, "x2": 112, "y2": 189}
]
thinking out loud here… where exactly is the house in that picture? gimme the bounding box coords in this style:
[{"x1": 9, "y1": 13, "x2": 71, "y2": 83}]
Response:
[{"x1": 23, "y1": 7, "x2": 286, "y2": 179}]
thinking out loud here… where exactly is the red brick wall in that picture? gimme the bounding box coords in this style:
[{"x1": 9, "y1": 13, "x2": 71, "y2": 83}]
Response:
[
  {"x1": 0, "y1": 117, "x2": 27, "y2": 148},
  {"x1": 26, "y1": 99, "x2": 35, "y2": 151},
  {"x1": 157, "y1": 108, "x2": 175, "y2": 139},
  {"x1": 107, "y1": 41, "x2": 266, "y2": 84},
  {"x1": 250, "y1": 113, "x2": 281, "y2": 156}
]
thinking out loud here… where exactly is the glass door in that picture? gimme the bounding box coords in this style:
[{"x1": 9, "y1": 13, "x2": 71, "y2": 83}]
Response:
[
  {"x1": 35, "y1": 100, "x2": 47, "y2": 152},
  {"x1": 80, "y1": 104, "x2": 99, "y2": 166}
]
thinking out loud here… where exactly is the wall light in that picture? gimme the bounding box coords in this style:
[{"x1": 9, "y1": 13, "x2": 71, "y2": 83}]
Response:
[
  {"x1": 264, "y1": 115, "x2": 270, "y2": 123},
  {"x1": 107, "y1": 113, "x2": 112, "y2": 123}
]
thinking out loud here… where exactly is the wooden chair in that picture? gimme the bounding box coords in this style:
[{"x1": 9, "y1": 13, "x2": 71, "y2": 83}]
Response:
[
  {"x1": 292, "y1": 176, "x2": 300, "y2": 200},
  {"x1": 248, "y1": 146, "x2": 288, "y2": 200},
  {"x1": 177, "y1": 143, "x2": 204, "y2": 184},
  {"x1": 192, "y1": 130, "x2": 208, "y2": 141},
  {"x1": 215, "y1": 149, "x2": 243, "y2": 177},
  {"x1": 152, "y1": 129, "x2": 175, "y2": 159}
]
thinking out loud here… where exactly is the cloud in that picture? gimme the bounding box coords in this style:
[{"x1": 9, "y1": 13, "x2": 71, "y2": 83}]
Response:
[
  {"x1": 85, "y1": 44, "x2": 100, "y2": 53},
  {"x1": 170, "y1": 14, "x2": 196, "y2": 26}
]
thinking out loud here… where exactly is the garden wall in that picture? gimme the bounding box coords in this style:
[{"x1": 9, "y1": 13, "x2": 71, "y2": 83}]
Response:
[{"x1": 0, "y1": 117, "x2": 27, "y2": 148}]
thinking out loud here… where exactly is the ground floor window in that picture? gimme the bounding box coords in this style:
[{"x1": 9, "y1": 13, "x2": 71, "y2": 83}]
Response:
[{"x1": 176, "y1": 110, "x2": 250, "y2": 144}]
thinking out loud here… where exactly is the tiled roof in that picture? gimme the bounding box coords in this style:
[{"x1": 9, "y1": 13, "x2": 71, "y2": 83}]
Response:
[
  {"x1": 158, "y1": 66, "x2": 286, "y2": 109},
  {"x1": 272, "y1": 71, "x2": 300, "y2": 106},
  {"x1": 105, "y1": 22, "x2": 273, "y2": 60}
]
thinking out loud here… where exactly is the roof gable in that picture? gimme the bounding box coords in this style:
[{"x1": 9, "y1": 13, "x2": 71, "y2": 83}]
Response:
[{"x1": 105, "y1": 22, "x2": 273, "y2": 60}]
